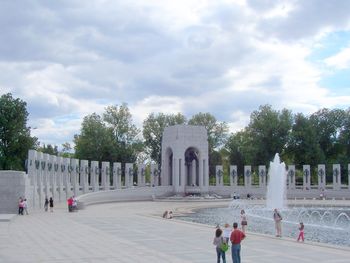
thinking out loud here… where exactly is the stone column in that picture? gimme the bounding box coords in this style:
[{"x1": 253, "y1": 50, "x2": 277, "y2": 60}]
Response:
[
  {"x1": 57, "y1": 156, "x2": 64, "y2": 202},
  {"x1": 125, "y1": 163, "x2": 133, "y2": 188},
  {"x1": 230, "y1": 165, "x2": 237, "y2": 187},
  {"x1": 333, "y1": 164, "x2": 341, "y2": 190},
  {"x1": 37, "y1": 152, "x2": 45, "y2": 208},
  {"x1": 71, "y1": 158, "x2": 79, "y2": 196},
  {"x1": 113, "y1": 162, "x2": 122, "y2": 189},
  {"x1": 317, "y1": 164, "x2": 326, "y2": 190},
  {"x1": 63, "y1": 157, "x2": 71, "y2": 199},
  {"x1": 101, "y1": 161, "x2": 110, "y2": 190},
  {"x1": 258, "y1": 165, "x2": 266, "y2": 188},
  {"x1": 91, "y1": 161, "x2": 99, "y2": 192},
  {"x1": 287, "y1": 165, "x2": 296, "y2": 190},
  {"x1": 138, "y1": 164, "x2": 146, "y2": 187},
  {"x1": 150, "y1": 164, "x2": 159, "y2": 187},
  {"x1": 51, "y1": 155, "x2": 58, "y2": 200},
  {"x1": 42, "y1": 153, "x2": 50, "y2": 198},
  {"x1": 244, "y1": 165, "x2": 252, "y2": 188},
  {"x1": 191, "y1": 160, "x2": 196, "y2": 186},
  {"x1": 303, "y1": 165, "x2": 311, "y2": 190},
  {"x1": 215, "y1": 165, "x2": 223, "y2": 186},
  {"x1": 27, "y1": 150, "x2": 38, "y2": 208},
  {"x1": 80, "y1": 160, "x2": 89, "y2": 193},
  {"x1": 198, "y1": 158, "x2": 203, "y2": 188}
]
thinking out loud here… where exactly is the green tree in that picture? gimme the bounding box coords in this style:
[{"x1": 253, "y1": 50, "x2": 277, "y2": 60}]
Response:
[
  {"x1": 309, "y1": 108, "x2": 345, "y2": 163},
  {"x1": 0, "y1": 93, "x2": 38, "y2": 170},
  {"x1": 143, "y1": 113, "x2": 186, "y2": 167},
  {"x1": 74, "y1": 113, "x2": 115, "y2": 162},
  {"x1": 38, "y1": 144, "x2": 59, "y2": 155},
  {"x1": 338, "y1": 108, "x2": 350, "y2": 163},
  {"x1": 188, "y1": 112, "x2": 229, "y2": 151},
  {"x1": 103, "y1": 104, "x2": 143, "y2": 163},
  {"x1": 246, "y1": 105, "x2": 293, "y2": 165},
  {"x1": 286, "y1": 113, "x2": 324, "y2": 166},
  {"x1": 188, "y1": 112, "x2": 229, "y2": 177}
]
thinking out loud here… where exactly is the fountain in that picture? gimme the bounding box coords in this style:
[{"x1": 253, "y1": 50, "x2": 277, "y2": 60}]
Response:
[
  {"x1": 266, "y1": 153, "x2": 286, "y2": 210},
  {"x1": 177, "y1": 154, "x2": 350, "y2": 247}
]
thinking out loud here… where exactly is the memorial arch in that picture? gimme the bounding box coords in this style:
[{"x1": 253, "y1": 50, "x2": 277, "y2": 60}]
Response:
[{"x1": 161, "y1": 125, "x2": 209, "y2": 195}]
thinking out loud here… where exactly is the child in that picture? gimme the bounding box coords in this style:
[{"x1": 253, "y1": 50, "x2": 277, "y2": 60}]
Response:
[
  {"x1": 223, "y1": 223, "x2": 231, "y2": 244},
  {"x1": 297, "y1": 222, "x2": 304, "y2": 242},
  {"x1": 213, "y1": 228, "x2": 226, "y2": 263}
]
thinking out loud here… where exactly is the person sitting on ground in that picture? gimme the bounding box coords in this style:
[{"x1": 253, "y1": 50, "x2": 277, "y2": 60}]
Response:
[
  {"x1": 168, "y1": 211, "x2": 173, "y2": 219},
  {"x1": 162, "y1": 210, "x2": 168, "y2": 218}
]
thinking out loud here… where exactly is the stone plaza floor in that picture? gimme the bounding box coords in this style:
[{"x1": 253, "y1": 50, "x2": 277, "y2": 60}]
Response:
[{"x1": 0, "y1": 200, "x2": 349, "y2": 262}]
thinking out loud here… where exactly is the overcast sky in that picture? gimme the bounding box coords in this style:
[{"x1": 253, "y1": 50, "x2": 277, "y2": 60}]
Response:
[{"x1": 1, "y1": 0, "x2": 350, "y2": 147}]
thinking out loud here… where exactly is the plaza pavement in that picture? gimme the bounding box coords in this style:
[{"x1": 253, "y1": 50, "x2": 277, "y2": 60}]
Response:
[{"x1": 0, "y1": 199, "x2": 349, "y2": 263}]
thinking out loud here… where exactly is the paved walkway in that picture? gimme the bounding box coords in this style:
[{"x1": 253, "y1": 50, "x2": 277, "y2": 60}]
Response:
[{"x1": 0, "y1": 200, "x2": 349, "y2": 262}]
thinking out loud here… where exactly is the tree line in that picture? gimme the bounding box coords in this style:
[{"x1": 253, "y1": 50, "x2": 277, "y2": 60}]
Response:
[{"x1": 1, "y1": 93, "x2": 349, "y2": 176}]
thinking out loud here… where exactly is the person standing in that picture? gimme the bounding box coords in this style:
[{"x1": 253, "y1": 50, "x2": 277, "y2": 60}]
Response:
[
  {"x1": 18, "y1": 197, "x2": 24, "y2": 215},
  {"x1": 213, "y1": 228, "x2": 226, "y2": 263},
  {"x1": 23, "y1": 198, "x2": 29, "y2": 215},
  {"x1": 230, "y1": 222, "x2": 245, "y2": 263},
  {"x1": 297, "y1": 222, "x2": 304, "y2": 242},
  {"x1": 240, "y1": 210, "x2": 248, "y2": 233},
  {"x1": 223, "y1": 223, "x2": 231, "y2": 244},
  {"x1": 273, "y1": 208, "x2": 283, "y2": 237},
  {"x1": 49, "y1": 197, "x2": 54, "y2": 212},
  {"x1": 44, "y1": 197, "x2": 49, "y2": 212}
]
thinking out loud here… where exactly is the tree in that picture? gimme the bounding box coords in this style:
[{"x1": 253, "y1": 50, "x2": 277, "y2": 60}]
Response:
[
  {"x1": 188, "y1": 112, "x2": 229, "y2": 176},
  {"x1": 74, "y1": 113, "x2": 115, "y2": 162},
  {"x1": 286, "y1": 113, "x2": 324, "y2": 166},
  {"x1": 188, "y1": 112, "x2": 229, "y2": 151},
  {"x1": 38, "y1": 144, "x2": 59, "y2": 155},
  {"x1": 143, "y1": 113, "x2": 186, "y2": 167},
  {"x1": 103, "y1": 104, "x2": 143, "y2": 163},
  {"x1": 246, "y1": 105, "x2": 293, "y2": 165},
  {"x1": 309, "y1": 108, "x2": 345, "y2": 163},
  {"x1": 74, "y1": 104, "x2": 142, "y2": 164},
  {"x1": 0, "y1": 93, "x2": 38, "y2": 170}
]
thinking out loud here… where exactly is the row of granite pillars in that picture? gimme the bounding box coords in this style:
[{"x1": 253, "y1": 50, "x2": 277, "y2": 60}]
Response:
[
  {"x1": 27, "y1": 150, "x2": 160, "y2": 209},
  {"x1": 215, "y1": 164, "x2": 350, "y2": 190}
]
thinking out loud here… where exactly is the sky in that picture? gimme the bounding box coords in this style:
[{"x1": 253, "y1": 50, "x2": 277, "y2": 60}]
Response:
[{"x1": 1, "y1": 0, "x2": 350, "y2": 148}]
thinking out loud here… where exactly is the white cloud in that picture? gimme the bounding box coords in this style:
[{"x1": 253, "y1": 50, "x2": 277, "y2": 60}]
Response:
[
  {"x1": 1, "y1": 0, "x2": 350, "y2": 146},
  {"x1": 324, "y1": 46, "x2": 350, "y2": 69}
]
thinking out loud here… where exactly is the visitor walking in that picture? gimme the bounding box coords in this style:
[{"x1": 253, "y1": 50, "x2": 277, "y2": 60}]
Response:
[
  {"x1": 18, "y1": 197, "x2": 24, "y2": 215},
  {"x1": 223, "y1": 223, "x2": 231, "y2": 244},
  {"x1": 230, "y1": 222, "x2": 245, "y2": 263},
  {"x1": 273, "y1": 208, "x2": 283, "y2": 237},
  {"x1": 213, "y1": 228, "x2": 226, "y2": 263},
  {"x1": 23, "y1": 198, "x2": 29, "y2": 215},
  {"x1": 49, "y1": 197, "x2": 54, "y2": 212},
  {"x1": 67, "y1": 197, "x2": 73, "y2": 212},
  {"x1": 297, "y1": 222, "x2": 304, "y2": 242},
  {"x1": 44, "y1": 197, "x2": 49, "y2": 212},
  {"x1": 240, "y1": 209, "x2": 248, "y2": 233}
]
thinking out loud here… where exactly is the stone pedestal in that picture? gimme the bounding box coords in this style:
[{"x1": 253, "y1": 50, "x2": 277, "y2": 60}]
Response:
[
  {"x1": 80, "y1": 160, "x2": 89, "y2": 193},
  {"x1": 91, "y1": 161, "x2": 99, "y2": 192},
  {"x1": 318, "y1": 164, "x2": 326, "y2": 190},
  {"x1": 71, "y1": 158, "x2": 79, "y2": 196},
  {"x1": 150, "y1": 164, "x2": 159, "y2": 187},
  {"x1": 101, "y1": 161, "x2": 110, "y2": 190},
  {"x1": 244, "y1": 165, "x2": 252, "y2": 188},
  {"x1": 303, "y1": 165, "x2": 311, "y2": 190},
  {"x1": 113, "y1": 162, "x2": 122, "y2": 189},
  {"x1": 258, "y1": 165, "x2": 266, "y2": 188},
  {"x1": 288, "y1": 165, "x2": 296, "y2": 190},
  {"x1": 138, "y1": 164, "x2": 146, "y2": 186},
  {"x1": 333, "y1": 164, "x2": 341, "y2": 190},
  {"x1": 230, "y1": 165, "x2": 237, "y2": 186},
  {"x1": 125, "y1": 163, "x2": 133, "y2": 188},
  {"x1": 216, "y1": 165, "x2": 223, "y2": 186}
]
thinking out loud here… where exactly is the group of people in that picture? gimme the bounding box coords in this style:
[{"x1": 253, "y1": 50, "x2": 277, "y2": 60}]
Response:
[
  {"x1": 18, "y1": 197, "x2": 28, "y2": 215},
  {"x1": 213, "y1": 221, "x2": 246, "y2": 263},
  {"x1": 67, "y1": 196, "x2": 78, "y2": 212},
  {"x1": 44, "y1": 197, "x2": 54, "y2": 212},
  {"x1": 162, "y1": 210, "x2": 173, "y2": 219},
  {"x1": 213, "y1": 208, "x2": 305, "y2": 262}
]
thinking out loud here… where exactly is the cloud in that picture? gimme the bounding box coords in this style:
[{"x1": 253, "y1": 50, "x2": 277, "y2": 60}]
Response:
[
  {"x1": 1, "y1": 0, "x2": 350, "y2": 147},
  {"x1": 324, "y1": 46, "x2": 350, "y2": 69}
]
